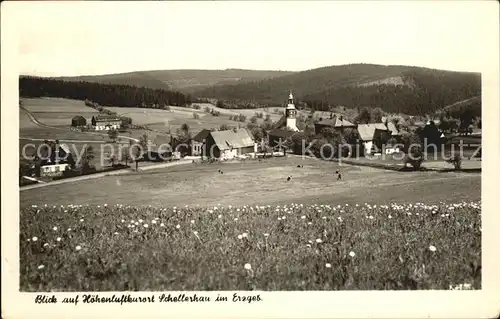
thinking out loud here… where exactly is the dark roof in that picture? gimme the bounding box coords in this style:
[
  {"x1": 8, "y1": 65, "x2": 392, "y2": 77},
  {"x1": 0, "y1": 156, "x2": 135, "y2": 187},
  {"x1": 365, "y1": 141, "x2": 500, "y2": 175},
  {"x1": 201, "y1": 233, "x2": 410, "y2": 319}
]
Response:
[
  {"x1": 386, "y1": 122, "x2": 400, "y2": 136},
  {"x1": 357, "y1": 123, "x2": 388, "y2": 141},
  {"x1": 272, "y1": 114, "x2": 287, "y2": 129},
  {"x1": 316, "y1": 115, "x2": 355, "y2": 127},
  {"x1": 150, "y1": 134, "x2": 172, "y2": 152},
  {"x1": 268, "y1": 129, "x2": 299, "y2": 138},
  {"x1": 192, "y1": 129, "x2": 211, "y2": 142},
  {"x1": 209, "y1": 128, "x2": 255, "y2": 150},
  {"x1": 95, "y1": 115, "x2": 121, "y2": 122}
]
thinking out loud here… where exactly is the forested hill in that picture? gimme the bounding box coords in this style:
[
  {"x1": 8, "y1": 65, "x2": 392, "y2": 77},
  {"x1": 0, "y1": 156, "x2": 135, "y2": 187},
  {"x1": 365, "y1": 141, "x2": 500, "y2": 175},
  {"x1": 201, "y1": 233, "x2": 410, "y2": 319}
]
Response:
[
  {"x1": 19, "y1": 76, "x2": 190, "y2": 107},
  {"x1": 192, "y1": 64, "x2": 481, "y2": 116},
  {"x1": 50, "y1": 69, "x2": 294, "y2": 94}
]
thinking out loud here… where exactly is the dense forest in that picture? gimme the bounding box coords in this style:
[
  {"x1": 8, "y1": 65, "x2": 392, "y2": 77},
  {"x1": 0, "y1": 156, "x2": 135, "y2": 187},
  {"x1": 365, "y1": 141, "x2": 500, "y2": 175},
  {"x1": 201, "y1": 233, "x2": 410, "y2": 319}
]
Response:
[
  {"x1": 19, "y1": 76, "x2": 190, "y2": 108},
  {"x1": 192, "y1": 64, "x2": 481, "y2": 116}
]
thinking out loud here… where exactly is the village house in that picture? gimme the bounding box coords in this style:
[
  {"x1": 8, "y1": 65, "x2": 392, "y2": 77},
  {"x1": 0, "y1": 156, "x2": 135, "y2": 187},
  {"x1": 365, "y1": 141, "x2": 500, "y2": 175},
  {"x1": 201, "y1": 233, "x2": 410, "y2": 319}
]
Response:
[
  {"x1": 357, "y1": 123, "x2": 392, "y2": 155},
  {"x1": 191, "y1": 129, "x2": 211, "y2": 158},
  {"x1": 37, "y1": 142, "x2": 75, "y2": 177},
  {"x1": 205, "y1": 128, "x2": 256, "y2": 159},
  {"x1": 92, "y1": 115, "x2": 121, "y2": 131},
  {"x1": 314, "y1": 114, "x2": 356, "y2": 135}
]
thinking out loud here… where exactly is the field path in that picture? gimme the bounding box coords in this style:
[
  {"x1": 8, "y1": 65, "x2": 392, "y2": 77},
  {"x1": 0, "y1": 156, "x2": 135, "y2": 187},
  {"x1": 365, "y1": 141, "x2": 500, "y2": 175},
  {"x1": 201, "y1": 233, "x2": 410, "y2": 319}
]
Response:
[
  {"x1": 19, "y1": 105, "x2": 139, "y2": 143},
  {"x1": 19, "y1": 159, "x2": 193, "y2": 191}
]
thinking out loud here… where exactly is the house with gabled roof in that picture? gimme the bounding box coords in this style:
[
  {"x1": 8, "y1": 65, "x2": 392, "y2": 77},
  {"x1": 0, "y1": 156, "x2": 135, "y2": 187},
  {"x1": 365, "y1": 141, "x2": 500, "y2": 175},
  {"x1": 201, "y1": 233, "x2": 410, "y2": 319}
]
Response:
[
  {"x1": 191, "y1": 129, "x2": 211, "y2": 158},
  {"x1": 357, "y1": 123, "x2": 393, "y2": 155},
  {"x1": 92, "y1": 115, "x2": 121, "y2": 131},
  {"x1": 314, "y1": 114, "x2": 356, "y2": 135},
  {"x1": 205, "y1": 128, "x2": 256, "y2": 159}
]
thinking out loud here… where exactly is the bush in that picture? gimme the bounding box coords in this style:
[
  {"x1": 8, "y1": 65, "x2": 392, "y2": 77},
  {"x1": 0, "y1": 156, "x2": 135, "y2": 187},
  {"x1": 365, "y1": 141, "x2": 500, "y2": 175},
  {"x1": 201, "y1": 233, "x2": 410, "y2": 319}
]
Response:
[
  {"x1": 446, "y1": 154, "x2": 462, "y2": 170},
  {"x1": 404, "y1": 151, "x2": 424, "y2": 170},
  {"x1": 193, "y1": 112, "x2": 200, "y2": 119},
  {"x1": 192, "y1": 104, "x2": 201, "y2": 110}
]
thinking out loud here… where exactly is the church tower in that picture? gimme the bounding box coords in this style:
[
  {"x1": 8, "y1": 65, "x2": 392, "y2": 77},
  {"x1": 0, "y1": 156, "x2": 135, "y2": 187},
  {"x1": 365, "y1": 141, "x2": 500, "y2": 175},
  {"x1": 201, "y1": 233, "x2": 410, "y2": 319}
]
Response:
[{"x1": 285, "y1": 91, "x2": 299, "y2": 132}]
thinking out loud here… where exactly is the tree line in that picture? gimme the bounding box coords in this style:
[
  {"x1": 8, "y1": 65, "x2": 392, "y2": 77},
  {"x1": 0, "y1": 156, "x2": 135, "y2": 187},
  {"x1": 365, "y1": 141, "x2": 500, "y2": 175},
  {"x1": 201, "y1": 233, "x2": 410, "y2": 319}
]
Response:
[{"x1": 19, "y1": 76, "x2": 190, "y2": 108}]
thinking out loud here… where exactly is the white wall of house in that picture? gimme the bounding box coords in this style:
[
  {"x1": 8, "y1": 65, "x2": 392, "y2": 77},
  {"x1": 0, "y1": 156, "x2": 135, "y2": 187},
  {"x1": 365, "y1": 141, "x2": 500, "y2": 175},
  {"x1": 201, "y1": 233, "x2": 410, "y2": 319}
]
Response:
[
  {"x1": 363, "y1": 141, "x2": 373, "y2": 155},
  {"x1": 385, "y1": 147, "x2": 401, "y2": 155},
  {"x1": 95, "y1": 123, "x2": 120, "y2": 131},
  {"x1": 40, "y1": 164, "x2": 70, "y2": 177},
  {"x1": 191, "y1": 142, "x2": 203, "y2": 156},
  {"x1": 221, "y1": 149, "x2": 238, "y2": 160}
]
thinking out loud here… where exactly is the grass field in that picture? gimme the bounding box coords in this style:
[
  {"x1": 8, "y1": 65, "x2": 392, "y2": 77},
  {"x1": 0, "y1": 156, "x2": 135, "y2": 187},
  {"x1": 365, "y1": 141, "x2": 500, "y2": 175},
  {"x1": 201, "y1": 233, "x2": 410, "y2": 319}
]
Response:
[
  {"x1": 19, "y1": 157, "x2": 481, "y2": 291},
  {"x1": 21, "y1": 98, "x2": 101, "y2": 114},
  {"x1": 20, "y1": 157, "x2": 480, "y2": 208},
  {"x1": 20, "y1": 200, "x2": 481, "y2": 291}
]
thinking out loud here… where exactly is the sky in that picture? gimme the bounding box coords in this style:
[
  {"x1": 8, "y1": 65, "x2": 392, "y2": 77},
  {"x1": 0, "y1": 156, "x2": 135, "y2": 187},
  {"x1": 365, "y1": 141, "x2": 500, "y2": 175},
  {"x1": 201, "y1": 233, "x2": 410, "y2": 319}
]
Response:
[{"x1": 11, "y1": 1, "x2": 499, "y2": 76}]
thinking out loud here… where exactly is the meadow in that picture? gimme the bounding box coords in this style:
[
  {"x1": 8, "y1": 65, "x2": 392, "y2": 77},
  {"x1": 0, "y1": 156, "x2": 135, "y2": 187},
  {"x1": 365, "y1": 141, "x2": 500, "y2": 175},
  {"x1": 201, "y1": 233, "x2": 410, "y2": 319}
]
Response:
[{"x1": 20, "y1": 200, "x2": 481, "y2": 291}]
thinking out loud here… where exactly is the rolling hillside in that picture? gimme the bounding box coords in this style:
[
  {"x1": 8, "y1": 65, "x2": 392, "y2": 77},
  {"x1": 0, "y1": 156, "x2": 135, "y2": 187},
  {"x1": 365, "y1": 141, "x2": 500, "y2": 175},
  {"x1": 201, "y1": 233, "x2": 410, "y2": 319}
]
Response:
[
  {"x1": 51, "y1": 69, "x2": 294, "y2": 93},
  {"x1": 192, "y1": 64, "x2": 481, "y2": 116}
]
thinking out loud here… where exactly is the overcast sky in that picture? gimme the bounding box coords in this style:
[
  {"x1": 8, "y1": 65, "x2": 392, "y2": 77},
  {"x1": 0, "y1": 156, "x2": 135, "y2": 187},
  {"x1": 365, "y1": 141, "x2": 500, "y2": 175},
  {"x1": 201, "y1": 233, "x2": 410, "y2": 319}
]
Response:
[{"x1": 13, "y1": 1, "x2": 498, "y2": 76}]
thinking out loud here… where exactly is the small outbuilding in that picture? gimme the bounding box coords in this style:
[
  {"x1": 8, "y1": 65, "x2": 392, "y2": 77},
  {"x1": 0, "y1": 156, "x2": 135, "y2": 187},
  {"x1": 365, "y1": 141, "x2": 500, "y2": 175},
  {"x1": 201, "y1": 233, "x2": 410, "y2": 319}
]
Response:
[{"x1": 71, "y1": 115, "x2": 87, "y2": 127}]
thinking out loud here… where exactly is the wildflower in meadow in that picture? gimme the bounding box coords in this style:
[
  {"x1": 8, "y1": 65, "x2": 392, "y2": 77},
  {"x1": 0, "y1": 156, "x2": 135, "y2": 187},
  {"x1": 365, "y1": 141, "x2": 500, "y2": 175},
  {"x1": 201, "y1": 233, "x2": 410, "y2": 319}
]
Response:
[
  {"x1": 238, "y1": 235, "x2": 243, "y2": 239},
  {"x1": 242, "y1": 233, "x2": 248, "y2": 238},
  {"x1": 193, "y1": 231, "x2": 199, "y2": 236},
  {"x1": 160, "y1": 223, "x2": 165, "y2": 227},
  {"x1": 218, "y1": 214, "x2": 222, "y2": 219},
  {"x1": 152, "y1": 220, "x2": 157, "y2": 224},
  {"x1": 38, "y1": 265, "x2": 45, "y2": 270},
  {"x1": 349, "y1": 251, "x2": 356, "y2": 258},
  {"x1": 277, "y1": 217, "x2": 282, "y2": 221},
  {"x1": 143, "y1": 224, "x2": 149, "y2": 228},
  {"x1": 56, "y1": 237, "x2": 61, "y2": 242},
  {"x1": 316, "y1": 238, "x2": 323, "y2": 244},
  {"x1": 43, "y1": 243, "x2": 49, "y2": 247},
  {"x1": 325, "y1": 263, "x2": 332, "y2": 268},
  {"x1": 388, "y1": 215, "x2": 392, "y2": 219},
  {"x1": 306, "y1": 244, "x2": 312, "y2": 248},
  {"x1": 244, "y1": 263, "x2": 252, "y2": 270},
  {"x1": 263, "y1": 233, "x2": 269, "y2": 237},
  {"x1": 176, "y1": 224, "x2": 181, "y2": 229},
  {"x1": 32, "y1": 237, "x2": 38, "y2": 242},
  {"x1": 80, "y1": 219, "x2": 84, "y2": 222},
  {"x1": 191, "y1": 220, "x2": 195, "y2": 224},
  {"x1": 234, "y1": 218, "x2": 238, "y2": 221},
  {"x1": 75, "y1": 245, "x2": 82, "y2": 251},
  {"x1": 307, "y1": 222, "x2": 312, "y2": 225},
  {"x1": 429, "y1": 245, "x2": 437, "y2": 252},
  {"x1": 53, "y1": 226, "x2": 58, "y2": 231},
  {"x1": 139, "y1": 219, "x2": 143, "y2": 223},
  {"x1": 301, "y1": 215, "x2": 306, "y2": 219},
  {"x1": 114, "y1": 232, "x2": 119, "y2": 235},
  {"x1": 121, "y1": 219, "x2": 125, "y2": 223}
]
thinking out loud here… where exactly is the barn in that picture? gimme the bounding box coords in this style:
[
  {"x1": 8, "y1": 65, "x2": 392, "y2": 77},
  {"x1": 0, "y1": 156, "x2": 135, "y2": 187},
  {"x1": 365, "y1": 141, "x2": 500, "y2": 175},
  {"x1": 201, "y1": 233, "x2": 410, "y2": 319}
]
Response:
[
  {"x1": 205, "y1": 128, "x2": 256, "y2": 159},
  {"x1": 71, "y1": 115, "x2": 87, "y2": 127}
]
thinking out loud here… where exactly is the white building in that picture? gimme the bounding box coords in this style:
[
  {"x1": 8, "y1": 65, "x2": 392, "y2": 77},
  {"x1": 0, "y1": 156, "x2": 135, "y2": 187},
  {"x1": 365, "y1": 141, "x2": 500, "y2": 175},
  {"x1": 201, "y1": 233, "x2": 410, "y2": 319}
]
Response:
[
  {"x1": 285, "y1": 91, "x2": 300, "y2": 132},
  {"x1": 93, "y1": 115, "x2": 122, "y2": 131},
  {"x1": 40, "y1": 163, "x2": 71, "y2": 177}
]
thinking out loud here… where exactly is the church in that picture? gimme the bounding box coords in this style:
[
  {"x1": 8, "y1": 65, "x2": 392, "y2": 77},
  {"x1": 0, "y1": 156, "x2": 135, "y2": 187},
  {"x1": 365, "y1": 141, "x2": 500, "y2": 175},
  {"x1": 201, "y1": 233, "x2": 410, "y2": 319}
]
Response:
[{"x1": 267, "y1": 91, "x2": 302, "y2": 150}]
